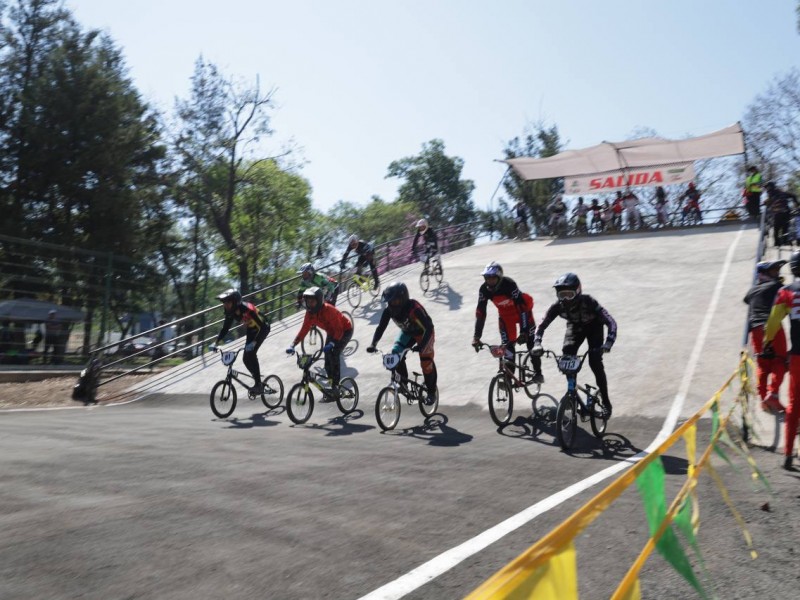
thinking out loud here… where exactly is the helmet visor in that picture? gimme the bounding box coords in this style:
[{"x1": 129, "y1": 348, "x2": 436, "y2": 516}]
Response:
[
  {"x1": 557, "y1": 289, "x2": 577, "y2": 301},
  {"x1": 484, "y1": 275, "x2": 499, "y2": 287}
]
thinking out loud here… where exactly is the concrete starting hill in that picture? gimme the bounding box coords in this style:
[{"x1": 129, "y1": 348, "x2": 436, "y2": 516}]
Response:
[{"x1": 133, "y1": 221, "x2": 769, "y2": 429}]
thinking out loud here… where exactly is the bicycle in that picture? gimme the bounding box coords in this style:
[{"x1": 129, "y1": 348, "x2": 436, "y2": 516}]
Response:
[
  {"x1": 209, "y1": 348, "x2": 284, "y2": 419},
  {"x1": 475, "y1": 342, "x2": 542, "y2": 426},
  {"x1": 418, "y1": 252, "x2": 443, "y2": 293},
  {"x1": 373, "y1": 347, "x2": 439, "y2": 431},
  {"x1": 540, "y1": 349, "x2": 607, "y2": 449},
  {"x1": 299, "y1": 309, "x2": 354, "y2": 355},
  {"x1": 346, "y1": 271, "x2": 380, "y2": 309},
  {"x1": 285, "y1": 349, "x2": 359, "y2": 424}
]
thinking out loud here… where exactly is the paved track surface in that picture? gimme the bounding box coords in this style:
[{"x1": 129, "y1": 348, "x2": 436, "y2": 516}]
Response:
[{"x1": 3, "y1": 224, "x2": 798, "y2": 599}]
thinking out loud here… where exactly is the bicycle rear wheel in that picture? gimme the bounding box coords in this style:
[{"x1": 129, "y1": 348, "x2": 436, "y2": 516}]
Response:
[
  {"x1": 286, "y1": 383, "x2": 314, "y2": 424},
  {"x1": 260, "y1": 374, "x2": 284, "y2": 409},
  {"x1": 347, "y1": 281, "x2": 362, "y2": 309},
  {"x1": 419, "y1": 268, "x2": 430, "y2": 293},
  {"x1": 375, "y1": 386, "x2": 401, "y2": 431},
  {"x1": 336, "y1": 377, "x2": 359, "y2": 414},
  {"x1": 418, "y1": 385, "x2": 438, "y2": 418},
  {"x1": 210, "y1": 380, "x2": 237, "y2": 418},
  {"x1": 433, "y1": 260, "x2": 443, "y2": 284},
  {"x1": 300, "y1": 326, "x2": 324, "y2": 355},
  {"x1": 555, "y1": 393, "x2": 578, "y2": 450},
  {"x1": 589, "y1": 398, "x2": 608, "y2": 438},
  {"x1": 488, "y1": 374, "x2": 514, "y2": 426}
]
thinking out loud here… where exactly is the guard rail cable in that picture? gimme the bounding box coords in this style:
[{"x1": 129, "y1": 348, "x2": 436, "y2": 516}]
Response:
[{"x1": 87, "y1": 219, "x2": 489, "y2": 399}]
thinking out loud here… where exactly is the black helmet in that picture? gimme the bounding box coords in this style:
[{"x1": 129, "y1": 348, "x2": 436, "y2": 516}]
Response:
[
  {"x1": 765, "y1": 181, "x2": 776, "y2": 191},
  {"x1": 298, "y1": 262, "x2": 316, "y2": 280},
  {"x1": 790, "y1": 252, "x2": 800, "y2": 277},
  {"x1": 302, "y1": 286, "x2": 325, "y2": 313},
  {"x1": 481, "y1": 261, "x2": 504, "y2": 291},
  {"x1": 217, "y1": 288, "x2": 242, "y2": 313},
  {"x1": 553, "y1": 272, "x2": 581, "y2": 302},
  {"x1": 382, "y1": 281, "x2": 410, "y2": 317}
]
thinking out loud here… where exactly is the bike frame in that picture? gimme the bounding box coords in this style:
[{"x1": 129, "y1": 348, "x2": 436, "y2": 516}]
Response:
[
  {"x1": 479, "y1": 343, "x2": 531, "y2": 390},
  {"x1": 545, "y1": 350, "x2": 597, "y2": 413},
  {"x1": 381, "y1": 348, "x2": 425, "y2": 403},
  {"x1": 294, "y1": 351, "x2": 333, "y2": 397},
  {"x1": 219, "y1": 349, "x2": 258, "y2": 394}
]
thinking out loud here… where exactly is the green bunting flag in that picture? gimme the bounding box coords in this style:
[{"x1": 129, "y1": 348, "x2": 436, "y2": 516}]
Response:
[{"x1": 636, "y1": 458, "x2": 708, "y2": 599}]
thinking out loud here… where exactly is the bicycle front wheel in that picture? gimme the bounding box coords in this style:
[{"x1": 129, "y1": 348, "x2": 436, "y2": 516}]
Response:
[
  {"x1": 301, "y1": 326, "x2": 324, "y2": 355},
  {"x1": 521, "y1": 352, "x2": 541, "y2": 400},
  {"x1": 375, "y1": 386, "x2": 401, "y2": 431},
  {"x1": 347, "y1": 281, "x2": 362, "y2": 309},
  {"x1": 589, "y1": 398, "x2": 608, "y2": 438},
  {"x1": 418, "y1": 385, "x2": 438, "y2": 418},
  {"x1": 210, "y1": 380, "x2": 237, "y2": 418},
  {"x1": 260, "y1": 374, "x2": 284, "y2": 409},
  {"x1": 488, "y1": 374, "x2": 514, "y2": 426},
  {"x1": 419, "y1": 268, "x2": 430, "y2": 293},
  {"x1": 555, "y1": 393, "x2": 578, "y2": 450},
  {"x1": 336, "y1": 377, "x2": 359, "y2": 414},
  {"x1": 286, "y1": 383, "x2": 314, "y2": 424}
]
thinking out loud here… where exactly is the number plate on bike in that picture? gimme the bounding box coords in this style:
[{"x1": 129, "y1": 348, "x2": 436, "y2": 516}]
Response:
[
  {"x1": 220, "y1": 351, "x2": 237, "y2": 366},
  {"x1": 489, "y1": 346, "x2": 506, "y2": 358},
  {"x1": 558, "y1": 355, "x2": 581, "y2": 372},
  {"x1": 383, "y1": 353, "x2": 401, "y2": 370}
]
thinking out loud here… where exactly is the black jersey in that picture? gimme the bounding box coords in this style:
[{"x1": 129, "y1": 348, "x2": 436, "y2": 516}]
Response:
[
  {"x1": 534, "y1": 294, "x2": 617, "y2": 347},
  {"x1": 744, "y1": 279, "x2": 783, "y2": 329}
]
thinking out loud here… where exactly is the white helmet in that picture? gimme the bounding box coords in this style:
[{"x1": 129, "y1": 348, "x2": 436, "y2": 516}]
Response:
[
  {"x1": 416, "y1": 218, "x2": 428, "y2": 233},
  {"x1": 348, "y1": 234, "x2": 359, "y2": 248}
]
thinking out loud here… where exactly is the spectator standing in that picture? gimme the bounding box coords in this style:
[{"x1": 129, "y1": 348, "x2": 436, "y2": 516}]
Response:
[
  {"x1": 572, "y1": 197, "x2": 589, "y2": 234},
  {"x1": 654, "y1": 186, "x2": 668, "y2": 227},
  {"x1": 622, "y1": 190, "x2": 641, "y2": 230},
  {"x1": 601, "y1": 200, "x2": 613, "y2": 231},
  {"x1": 43, "y1": 310, "x2": 63, "y2": 364},
  {"x1": 744, "y1": 165, "x2": 763, "y2": 220},
  {"x1": 589, "y1": 198, "x2": 603, "y2": 232},
  {"x1": 611, "y1": 192, "x2": 624, "y2": 230},
  {"x1": 764, "y1": 181, "x2": 799, "y2": 247}
]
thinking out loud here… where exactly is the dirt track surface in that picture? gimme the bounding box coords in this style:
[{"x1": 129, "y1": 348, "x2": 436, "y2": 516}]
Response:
[{"x1": 0, "y1": 376, "x2": 136, "y2": 409}]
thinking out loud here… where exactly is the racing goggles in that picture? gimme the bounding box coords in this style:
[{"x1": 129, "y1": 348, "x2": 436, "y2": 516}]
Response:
[{"x1": 556, "y1": 289, "x2": 577, "y2": 301}]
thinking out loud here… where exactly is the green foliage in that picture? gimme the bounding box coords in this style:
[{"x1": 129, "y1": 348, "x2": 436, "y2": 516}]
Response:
[
  {"x1": 386, "y1": 139, "x2": 476, "y2": 227},
  {"x1": 328, "y1": 196, "x2": 418, "y2": 249},
  {"x1": 501, "y1": 122, "x2": 564, "y2": 235}
]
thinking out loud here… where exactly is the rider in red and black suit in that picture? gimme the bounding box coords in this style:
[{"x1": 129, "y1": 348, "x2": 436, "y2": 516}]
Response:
[
  {"x1": 763, "y1": 251, "x2": 800, "y2": 470},
  {"x1": 471, "y1": 262, "x2": 543, "y2": 383},
  {"x1": 744, "y1": 259, "x2": 787, "y2": 414},
  {"x1": 211, "y1": 288, "x2": 271, "y2": 394},
  {"x1": 367, "y1": 281, "x2": 437, "y2": 399},
  {"x1": 532, "y1": 272, "x2": 617, "y2": 417}
]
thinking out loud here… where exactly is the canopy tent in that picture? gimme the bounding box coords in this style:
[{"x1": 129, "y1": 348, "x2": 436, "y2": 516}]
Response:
[
  {"x1": 0, "y1": 299, "x2": 84, "y2": 323},
  {"x1": 503, "y1": 123, "x2": 745, "y2": 194}
]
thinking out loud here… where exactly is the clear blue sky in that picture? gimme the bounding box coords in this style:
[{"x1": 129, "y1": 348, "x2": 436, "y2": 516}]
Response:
[{"x1": 67, "y1": 0, "x2": 800, "y2": 212}]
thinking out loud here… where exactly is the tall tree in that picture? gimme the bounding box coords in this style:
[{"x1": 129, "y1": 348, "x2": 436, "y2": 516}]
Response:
[
  {"x1": 173, "y1": 57, "x2": 278, "y2": 295},
  {"x1": 502, "y1": 122, "x2": 564, "y2": 234},
  {"x1": 386, "y1": 139, "x2": 475, "y2": 226},
  {"x1": 743, "y1": 68, "x2": 800, "y2": 184}
]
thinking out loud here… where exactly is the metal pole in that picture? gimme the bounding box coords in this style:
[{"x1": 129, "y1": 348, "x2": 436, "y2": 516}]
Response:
[{"x1": 98, "y1": 253, "x2": 113, "y2": 348}]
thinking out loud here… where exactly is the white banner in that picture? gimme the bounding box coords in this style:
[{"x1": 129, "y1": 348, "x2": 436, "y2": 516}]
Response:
[{"x1": 564, "y1": 162, "x2": 695, "y2": 195}]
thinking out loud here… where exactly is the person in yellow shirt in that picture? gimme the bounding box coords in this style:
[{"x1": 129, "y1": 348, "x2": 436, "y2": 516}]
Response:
[{"x1": 744, "y1": 165, "x2": 763, "y2": 220}]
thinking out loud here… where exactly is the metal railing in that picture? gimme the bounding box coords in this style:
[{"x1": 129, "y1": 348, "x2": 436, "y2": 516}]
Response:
[{"x1": 92, "y1": 219, "x2": 490, "y2": 387}]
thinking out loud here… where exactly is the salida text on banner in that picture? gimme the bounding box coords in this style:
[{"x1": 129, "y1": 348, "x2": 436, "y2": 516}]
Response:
[{"x1": 565, "y1": 162, "x2": 695, "y2": 195}]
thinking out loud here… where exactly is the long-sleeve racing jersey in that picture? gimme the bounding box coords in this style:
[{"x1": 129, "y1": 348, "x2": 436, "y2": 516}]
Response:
[
  {"x1": 371, "y1": 299, "x2": 434, "y2": 349},
  {"x1": 474, "y1": 276, "x2": 530, "y2": 339},
  {"x1": 534, "y1": 294, "x2": 617, "y2": 348},
  {"x1": 293, "y1": 303, "x2": 353, "y2": 346}
]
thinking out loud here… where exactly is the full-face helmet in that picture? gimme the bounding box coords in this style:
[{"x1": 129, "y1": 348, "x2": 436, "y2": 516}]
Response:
[
  {"x1": 553, "y1": 272, "x2": 581, "y2": 303},
  {"x1": 298, "y1": 262, "x2": 316, "y2": 281},
  {"x1": 481, "y1": 262, "x2": 504, "y2": 291},
  {"x1": 382, "y1": 281, "x2": 410, "y2": 317},
  {"x1": 302, "y1": 286, "x2": 325, "y2": 314}
]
